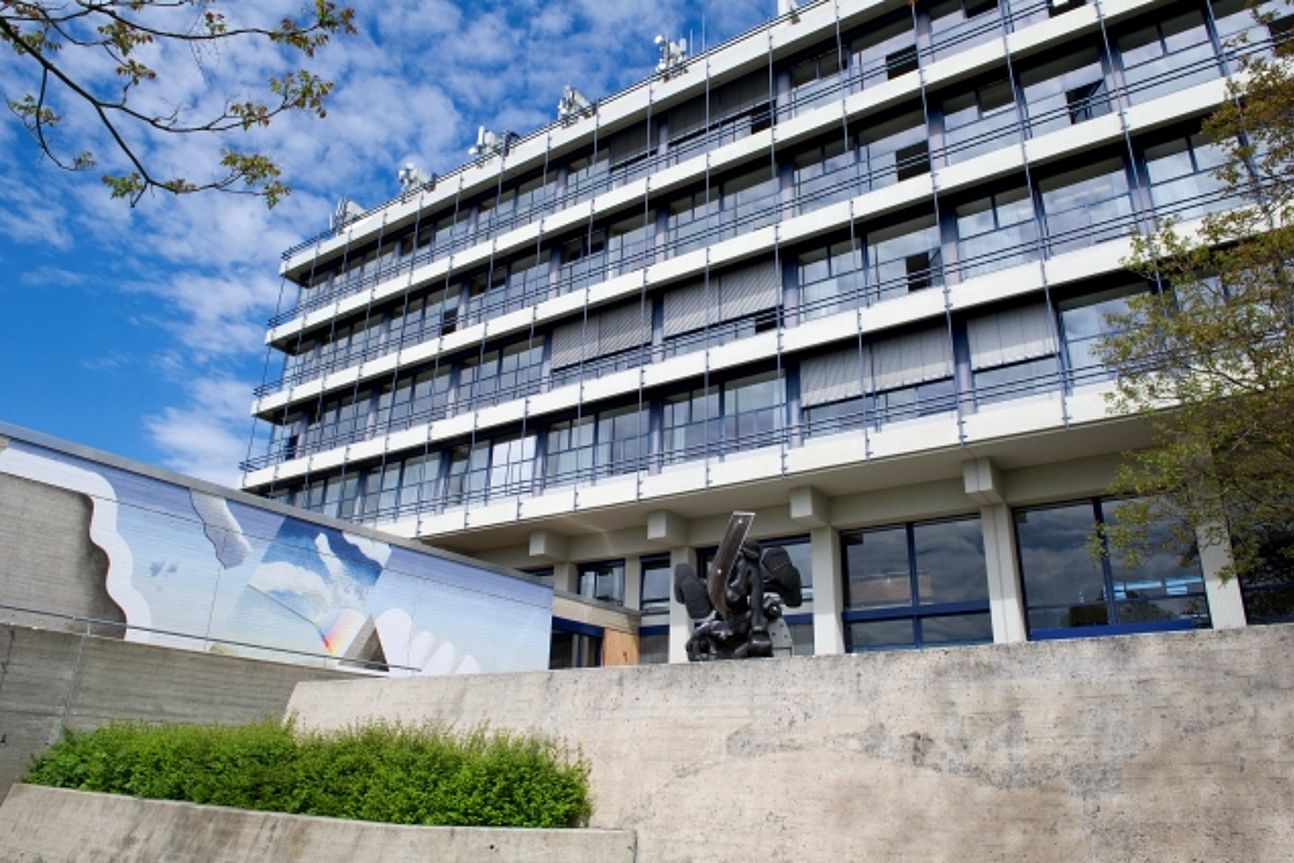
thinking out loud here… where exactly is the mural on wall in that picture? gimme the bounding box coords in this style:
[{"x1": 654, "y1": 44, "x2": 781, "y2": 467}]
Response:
[{"x1": 0, "y1": 436, "x2": 552, "y2": 675}]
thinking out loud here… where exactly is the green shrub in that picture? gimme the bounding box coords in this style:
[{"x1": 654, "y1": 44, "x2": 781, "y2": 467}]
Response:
[{"x1": 23, "y1": 720, "x2": 590, "y2": 829}]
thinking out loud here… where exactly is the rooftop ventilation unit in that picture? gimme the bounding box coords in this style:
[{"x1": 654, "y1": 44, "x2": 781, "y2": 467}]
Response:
[
  {"x1": 655, "y1": 35, "x2": 688, "y2": 77},
  {"x1": 557, "y1": 86, "x2": 594, "y2": 123},
  {"x1": 468, "y1": 126, "x2": 518, "y2": 159},
  {"x1": 330, "y1": 198, "x2": 364, "y2": 233},
  {"x1": 397, "y1": 162, "x2": 434, "y2": 193}
]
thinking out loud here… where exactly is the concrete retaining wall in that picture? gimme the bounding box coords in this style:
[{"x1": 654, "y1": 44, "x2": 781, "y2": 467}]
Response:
[
  {"x1": 0, "y1": 785, "x2": 636, "y2": 863},
  {"x1": 0, "y1": 624, "x2": 349, "y2": 794},
  {"x1": 289, "y1": 625, "x2": 1294, "y2": 863}
]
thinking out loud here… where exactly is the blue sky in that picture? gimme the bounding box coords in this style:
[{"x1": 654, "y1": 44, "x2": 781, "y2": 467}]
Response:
[{"x1": 0, "y1": 0, "x2": 769, "y2": 486}]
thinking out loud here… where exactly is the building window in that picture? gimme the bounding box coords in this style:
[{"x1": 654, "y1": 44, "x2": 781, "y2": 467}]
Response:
[
  {"x1": 1143, "y1": 131, "x2": 1231, "y2": 223},
  {"x1": 792, "y1": 137, "x2": 857, "y2": 217},
  {"x1": 940, "y1": 75, "x2": 1016, "y2": 163},
  {"x1": 638, "y1": 625, "x2": 670, "y2": 664},
  {"x1": 953, "y1": 184, "x2": 1038, "y2": 280},
  {"x1": 551, "y1": 620, "x2": 603, "y2": 668},
  {"x1": 798, "y1": 239, "x2": 863, "y2": 320},
  {"x1": 968, "y1": 303, "x2": 1061, "y2": 406},
  {"x1": 1037, "y1": 156, "x2": 1134, "y2": 254},
  {"x1": 841, "y1": 516, "x2": 991, "y2": 651},
  {"x1": 1058, "y1": 283, "x2": 1146, "y2": 386},
  {"x1": 1018, "y1": 46, "x2": 1109, "y2": 137},
  {"x1": 662, "y1": 371, "x2": 785, "y2": 464},
  {"x1": 1015, "y1": 497, "x2": 1212, "y2": 638},
  {"x1": 578, "y1": 559, "x2": 626, "y2": 606},
  {"x1": 1238, "y1": 525, "x2": 1294, "y2": 625},
  {"x1": 640, "y1": 555, "x2": 672, "y2": 613},
  {"x1": 857, "y1": 107, "x2": 928, "y2": 190},
  {"x1": 866, "y1": 212, "x2": 941, "y2": 300},
  {"x1": 1115, "y1": 6, "x2": 1217, "y2": 105}
]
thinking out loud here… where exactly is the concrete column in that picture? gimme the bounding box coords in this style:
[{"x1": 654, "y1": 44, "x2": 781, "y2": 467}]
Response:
[
  {"x1": 981, "y1": 503, "x2": 1028, "y2": 644},
  {"x1": 624, "y1": 556, "x2": 643, "y2": 612},
  {"x1": 668, "y1": 546, "x2": 697, "y2": 664},
  {"x1": 810, "y1": 526, "x2": 844, "y2": 655},
  {"x1": 1196, "y1": 522, "x2": 1247, "y2": 629},
  {"x1": 553, "y1": 562, "x2": 578, "y2": 595}
]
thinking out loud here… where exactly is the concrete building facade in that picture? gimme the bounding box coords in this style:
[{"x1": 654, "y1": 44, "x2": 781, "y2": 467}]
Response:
[{"x1": 242, "y1": 0, "x2": 1293, "y2": 664}]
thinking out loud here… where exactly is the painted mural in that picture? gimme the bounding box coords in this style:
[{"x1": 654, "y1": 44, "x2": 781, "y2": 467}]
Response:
[{"x1": 0, "y1": 436, "x2": 552, "y2": 675}]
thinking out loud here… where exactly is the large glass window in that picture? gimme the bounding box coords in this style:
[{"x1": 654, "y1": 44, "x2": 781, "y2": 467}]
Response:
[
  {"x1": 640, "y1": 555, "x2": 672, "y2": 613},
  {"x1": 954, "y1": 184, "x2": 1037, "y2": 280},
  {"x1": 797, "y1": 238, "x2": 863, "y2": 320},
  {"x1": 792, "y1": 136, "x2": 857, "y2": 216},
  {"x1": 579, "y1": 560, "x2": 626, "y2": 606},
  {"x1": 842, "y1": 516, "x2": 991, "y2": 650},
  {"x1": 1116, "y1": 6, "x2": 1218, "y2": 105},
  {"x1": 851, "y1": 13, "x2": 917, "y2": 88},
  {"x1": 940, "y1": 74, "x2": 1016, "y2": 163},
  {"x1": 545, "y1": 404, "x2": 648, "y2": 487},
  {"x1": 1015, "y1": 497, "x2": 1211, "y2": 637},
  {"x1": 550, "y1": 623, "x2": 602, "y2": 668},
  {"x1": 1143, "y1": 132, "x2": 1231, "y2": 223},
  {"x1": 857, "y1": 108, "x2": 928, "y2": 190},
  {"x1": 1018, "y1": 46, "x2": 1110, "y2": 137},
  {"x1": 928, "y1": 0, "x2": 1002, "y2": 60},
  {"x1": 866, "y1": 212, "x2": 942, "y2": 299},
  {"x1": 1238, "y1": 524, "x2": 1294, "y2": 625},
  {"x1": 1038, "y1": 157, "x2": 1134, "y2": 253},
  {"x1": 789, "y1": 44, "x2": 847, "y2": 114},
  {"x1": 667, "y1": 186, "x2": 719, "y2": 256},
  {"x1": 1058, "y1": 284, "x2": 1146, "y2": 385}
]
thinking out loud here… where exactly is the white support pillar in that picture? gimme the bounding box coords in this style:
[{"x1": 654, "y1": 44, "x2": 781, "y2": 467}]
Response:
[
  {"x1": 964, "y1": 457, "x2": 1027, "y2": 643},
  {"x1": 1197, "y1": 522, "x2": 1247, "y2": 629},
  {"x1": 980, "y1": 503, "x2": 1028, "y2": 644},
  {"x1": 810, "y1": 525, "x2": 844, "y2": 655},
  {"x1": 624, "y1": 555, "x2": 643, "y2": 612},
  {"x1": 668, "y1": 546, "x2": 697, "y2": 664}
]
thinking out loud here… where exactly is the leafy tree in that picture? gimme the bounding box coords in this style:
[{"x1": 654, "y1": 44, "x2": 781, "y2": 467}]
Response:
[
  {"x1": 1, "y1": 1, "x2": 356, "y2": 206},
  {"x1": 1099, "y1": 4, "x2": 1294, "y2": 604}
]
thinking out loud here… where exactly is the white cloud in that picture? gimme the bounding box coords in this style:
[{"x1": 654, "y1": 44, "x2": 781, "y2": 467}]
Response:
[{"x1": 143, "y1": 376, "x2": 257, "y2": 485}]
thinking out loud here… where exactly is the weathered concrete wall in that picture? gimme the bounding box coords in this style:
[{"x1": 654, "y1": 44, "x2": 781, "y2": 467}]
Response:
[
  {"x1": 0, "y1": 473, "x2": 121, "y2": 634},
  {"x1": 0, "y1": 624, "x2": 350, "y2": 795},
  {"x1": 0, "y1": 785, "x2": 636, "y2": 863},
  {"x1": 289, "y1": 625, "x2": 1294, "y2": 863}
]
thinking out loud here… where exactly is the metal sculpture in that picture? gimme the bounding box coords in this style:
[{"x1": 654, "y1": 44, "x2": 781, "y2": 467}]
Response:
[{"x1": 674, "y1": 512, "x2": 804, "y2": 661}]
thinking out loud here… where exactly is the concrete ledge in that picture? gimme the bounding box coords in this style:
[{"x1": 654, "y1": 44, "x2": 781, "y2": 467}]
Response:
[
  {"x1": 0, "y1": 785, "x2": 636, "y2": 863},
  {"x1": 289, "y1": 625, "x2": 1294, "y2": 862}
]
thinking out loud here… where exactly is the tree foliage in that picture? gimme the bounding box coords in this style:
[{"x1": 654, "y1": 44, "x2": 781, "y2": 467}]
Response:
[
  {"x1": 1101, "y1": 3, "x2": 1294, "y2": 594},
  {"x1": 1, "y1": 1, "x2": 356, "y2": 206}
]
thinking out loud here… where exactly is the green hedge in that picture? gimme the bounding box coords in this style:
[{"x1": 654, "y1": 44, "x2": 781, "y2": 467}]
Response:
[{"x1": 23, "y1": 720, "x2": 591, "y2": 828}]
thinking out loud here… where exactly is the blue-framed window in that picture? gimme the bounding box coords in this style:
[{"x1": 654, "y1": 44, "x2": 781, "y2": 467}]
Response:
[
  {"x1": 640, "y1": 555, "x2": 672, "y2": 614},
  {"x1": 550, "y1": 618, "x2": 603, "y2": 669},
  {"x1": 841, "y1": 516, "x2": 992, "y2": 651},
  {"x1": 1015, "y1": 497, "x2": 1211, "y2": 640},
  {"x1": 638, "y1": 624, "x2": 670, "y2": 665}
]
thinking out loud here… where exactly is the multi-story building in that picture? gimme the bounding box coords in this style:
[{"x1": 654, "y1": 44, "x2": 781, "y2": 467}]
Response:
[{"x1": 242, "y1": 0, "x2": 1293, "y2": 664}]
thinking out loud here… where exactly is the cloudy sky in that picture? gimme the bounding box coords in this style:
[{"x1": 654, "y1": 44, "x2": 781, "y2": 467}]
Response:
[{"x1": 0, "y1": 0, "x2": 770, "y2": 485}]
